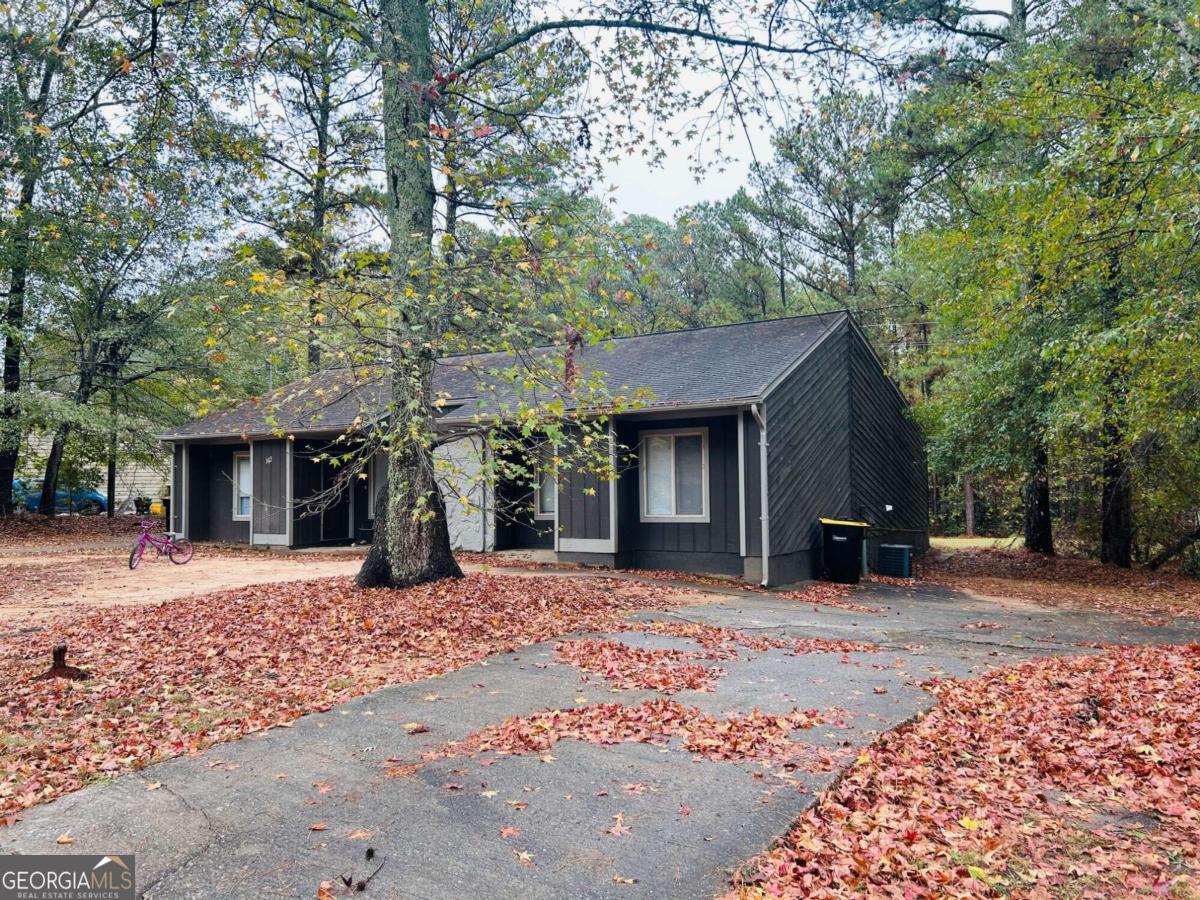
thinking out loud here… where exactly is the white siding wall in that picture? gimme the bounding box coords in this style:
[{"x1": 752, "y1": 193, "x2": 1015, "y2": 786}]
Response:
[
  {"x1": 24, "y1": 433, "x2": 168, "y2": 509},
  {"x1": 434, "y1": 437, "x2": 494, "y2": 552}
]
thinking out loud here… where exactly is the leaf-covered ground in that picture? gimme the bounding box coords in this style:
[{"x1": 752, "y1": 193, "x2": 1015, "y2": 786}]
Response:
[
  {"x1": 0, "y1": 514, "x2": 156, "y2": 549},
  {"x1": 0, "y1": 560, "x2": 92, "y2": 607},
  {"x1": 926, "y1": 548, "x2": 1200, "y2": 623},
  {"x1": 397, "y1": 620, "x2": 876, "y2": 788},
  {"x1": 428, "y1": 698, "x2": 831, "y2": 766},
  {"x1": 555, "y1": 624, "x2": 878, "y2": 694},
  {"x1": 457, "y1": 552, "x2": 878, "y2": 613},
  {"x1": 729, "y1": 643, "x2": 1200, "y2": 898},
  {"x1": 0, "y1": 572, "x2": 687, "y2": 819},
  {"x1": 554, "y1": 639, "x2": 725, "y2": 694}
]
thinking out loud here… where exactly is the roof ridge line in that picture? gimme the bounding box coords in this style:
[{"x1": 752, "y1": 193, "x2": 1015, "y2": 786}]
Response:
[{"x1": 436, "y1": 310, "x2": 848, "y2": 362}]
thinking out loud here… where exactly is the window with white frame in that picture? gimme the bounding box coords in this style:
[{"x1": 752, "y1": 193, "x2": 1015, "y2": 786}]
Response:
[
  {"x1": 534, "y1": 448, "x2": 556, "y2": 520},
  {"x1": 232, "y1": 452, "x2": 252, "y2": 520},
  {"x1": 639, "y1": 428, "x2": 708, "y2": 522}
]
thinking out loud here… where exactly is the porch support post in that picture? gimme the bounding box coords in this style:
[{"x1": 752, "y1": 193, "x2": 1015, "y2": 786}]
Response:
[
  {"x1": 751, "y1": 403, "x2": 770, "y2": 587},
  {"x1": 608, "y1": 420, "x2": 618, "y2": 554},
  {"x1": 248, "y1": 441, "x2": 255, "y2": 548},
  {"x1": 285, "y1": 439, "x2": 294, "y2": 547}
]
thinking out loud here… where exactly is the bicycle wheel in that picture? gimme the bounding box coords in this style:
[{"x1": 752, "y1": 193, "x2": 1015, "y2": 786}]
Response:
[
  {"x1": 129, "y1": 541, "x2": 145, "y2": 570},
  {"x1": 168, "y1": 538, "x2": 194, "y2": 564}
]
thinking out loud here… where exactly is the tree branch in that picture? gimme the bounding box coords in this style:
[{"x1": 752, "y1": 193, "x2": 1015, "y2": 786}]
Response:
[{"x1": 453, "y1": 17, "x2": 842, "y2": 77}]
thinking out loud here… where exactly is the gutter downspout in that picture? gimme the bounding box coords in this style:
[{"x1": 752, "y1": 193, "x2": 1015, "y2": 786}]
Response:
[{"x1": 751, "y1": 403, "x2": 770, "y2": 587}]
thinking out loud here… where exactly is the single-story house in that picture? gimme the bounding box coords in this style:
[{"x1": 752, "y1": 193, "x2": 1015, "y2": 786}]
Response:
[{"x1": 160, "y1": 312, "x2": 928, "y2": 585}]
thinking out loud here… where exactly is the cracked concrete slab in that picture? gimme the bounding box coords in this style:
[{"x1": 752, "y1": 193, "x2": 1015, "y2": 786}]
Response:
[{"x1": 2, "y1": 581, "x2": 1194, "y2": 899}]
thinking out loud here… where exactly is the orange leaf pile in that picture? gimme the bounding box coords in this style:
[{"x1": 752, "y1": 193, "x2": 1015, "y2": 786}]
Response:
[
  {"x1": 547, "y1": 622, "x2": 877, "y2": 705},
  {"x1": 615, "y1": 620, "x2": 879, "y2": 658},
  {"x1": 434, "y1": 697, "x2": 828, "y2": 766},
  {"x1": 554, "y1": 639, "x2": 723, "y2": 694},
  {"x1": 728, "y1": 643, "x2": 1200, "y2": 898}
]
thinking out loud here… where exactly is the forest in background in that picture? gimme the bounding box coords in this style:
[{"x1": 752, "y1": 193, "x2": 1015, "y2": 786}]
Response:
[{"x1": 2, "y1": 0, "x2": 1199, "y2": 571}]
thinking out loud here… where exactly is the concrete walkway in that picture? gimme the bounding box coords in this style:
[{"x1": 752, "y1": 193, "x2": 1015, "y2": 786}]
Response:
[{"x1": 2, "y1": 580, "x2": 1195, "y2": 899}]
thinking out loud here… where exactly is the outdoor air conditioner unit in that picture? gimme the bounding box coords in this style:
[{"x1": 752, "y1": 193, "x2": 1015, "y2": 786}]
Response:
[{"x1": 876, "y1": 544, "x2": 912, "y2": 578}]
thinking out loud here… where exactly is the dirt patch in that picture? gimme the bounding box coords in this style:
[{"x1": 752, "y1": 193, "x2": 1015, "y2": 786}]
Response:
[{"x1": 0, "y1": 551, "x2": 364, "y2": 626}]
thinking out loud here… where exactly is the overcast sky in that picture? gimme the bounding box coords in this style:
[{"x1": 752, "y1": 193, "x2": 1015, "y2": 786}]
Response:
[
  {"x1": 593, "y1": 93, "x2": 785, "y2": 221},
  {"x1": 600, "y1": 148, "x2": 752, "y2": 221},
  {"x1": 568, "y1": 4, "x2": 789, "y2": 224}
]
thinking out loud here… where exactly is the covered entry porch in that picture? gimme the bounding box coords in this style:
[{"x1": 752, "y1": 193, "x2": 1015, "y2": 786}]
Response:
[{"x1": 168, "y1": 436, "x2": 372, "y2": 548}]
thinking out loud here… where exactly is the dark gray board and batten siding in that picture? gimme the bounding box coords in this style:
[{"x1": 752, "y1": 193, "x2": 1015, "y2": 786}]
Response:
[
  {"x1": 763, "y1": 318, "x2": 854, "y2": 583},
  {"x1": 609, "y1": 415, "x2": 743, "y2": 576},
  {"x1": 557, "y1": 461, "x2": 611, "y2": 543},
  {"x1": 762, "y1": 318, "x2": 929, "y2": 583},
  {"x1": 846, "y1": 325, "x2": 929, "y2": 565}
]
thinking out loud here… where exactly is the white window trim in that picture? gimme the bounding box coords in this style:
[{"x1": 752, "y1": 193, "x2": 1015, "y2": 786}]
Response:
[
  {"x1": 232, "y1": 451, "x2": 251, "y2": 521},
  {"x1": 533, "y1": 453, "x2": 556, "y2": 521},
  {"x1": 639, "y1": 427, "x2": 710, "y2": 524}
]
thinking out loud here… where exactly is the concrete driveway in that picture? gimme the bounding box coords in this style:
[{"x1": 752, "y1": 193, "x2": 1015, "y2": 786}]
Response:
[{"x1": 2, "y1": 579, "x2": 1195, "y2": 898}]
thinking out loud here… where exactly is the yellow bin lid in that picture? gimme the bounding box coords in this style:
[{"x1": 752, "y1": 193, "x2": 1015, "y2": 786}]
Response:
[{"x1": 819, "y1": 517, "x2": 869, "y2": 528}]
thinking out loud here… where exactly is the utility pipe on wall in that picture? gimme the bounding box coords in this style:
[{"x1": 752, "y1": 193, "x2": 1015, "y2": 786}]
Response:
[{"x1": 750, "y1": 403, "x2": 770, "y2": 587}]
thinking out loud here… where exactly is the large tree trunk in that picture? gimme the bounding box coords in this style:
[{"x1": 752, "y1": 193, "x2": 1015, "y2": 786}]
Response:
[
  {"x1": 0, "y1": 170, "x2": 38, "y2": 515},
  {"x1": 1, "y1": 43, "x2": 61, "y2": 516},
  {"x1": 356, "y1": 449, "x2": 460, "y2": 588},
  {"x1": 307, "y1": 39, "x2": 332, "y2": 373},
  {"x1": 1022, "y1": 444, "x2": 1054, "y2": 555},
  {"x1": 1098, "y1": 241, "x2": 1133, "y2": 567},
  {"x1": 40, "y1": 362, "x2": 95, "y2": 516},
  {"x1": 356, "y1": 0, "x2": 462, "y2": 588}
]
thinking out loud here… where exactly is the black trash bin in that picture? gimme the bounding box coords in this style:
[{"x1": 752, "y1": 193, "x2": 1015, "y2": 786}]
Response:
[{"x1": 819, "y1": 518, "x2": 869, "y2": 583}]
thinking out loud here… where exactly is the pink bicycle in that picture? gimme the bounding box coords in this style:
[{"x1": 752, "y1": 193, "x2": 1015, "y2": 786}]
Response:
[{"x1": 129, "y1": 520, "x2": 194, "y2": 570}]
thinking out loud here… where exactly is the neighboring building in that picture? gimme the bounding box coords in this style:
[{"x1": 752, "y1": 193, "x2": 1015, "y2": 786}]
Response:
[
  {"x1": 22, "y1": 433, "x2": 168, "y2": 512},
  {"x1": 160, "y1": 312, "x2": 928, "y2": 585}
]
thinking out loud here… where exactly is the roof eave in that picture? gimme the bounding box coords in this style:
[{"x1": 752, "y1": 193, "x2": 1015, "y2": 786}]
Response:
[
  {"x1": 435, "y1": 396, "x2": 763, "y2": 428},
  {"x1": 159, "y1": 424, "x2": 368, "y2": 442}
]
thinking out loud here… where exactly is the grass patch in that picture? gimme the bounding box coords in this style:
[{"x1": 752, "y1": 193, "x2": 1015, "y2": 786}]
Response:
[{"x1": 931, "y1": 535, "x2": 1023, "y2": 551}]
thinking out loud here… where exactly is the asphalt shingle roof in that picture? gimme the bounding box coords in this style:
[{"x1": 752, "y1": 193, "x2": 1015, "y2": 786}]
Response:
[{"x1": 161, "y1": 312, "x2": 847, "y2": 440}]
